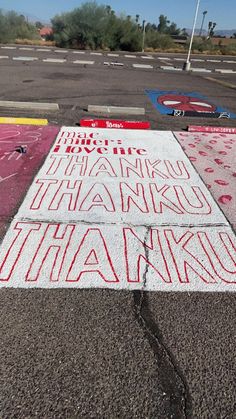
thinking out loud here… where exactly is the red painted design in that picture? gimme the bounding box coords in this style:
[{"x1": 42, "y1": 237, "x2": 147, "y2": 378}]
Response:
[
  {"x1": 80, "y1": 119, "x2": 151, "y2": 130},
  {"x1": 218, "y1": 195, "x2": 233, "y2": 204},
  {"x1": 0, "y1": 125, "x2": 59, "y2": 236},
  {"x1": 157, "y1": 94, "x2": 217, "y2": 112},
  {"x1": 214, "y1": 180, "x2": 229, "y2": 186}
]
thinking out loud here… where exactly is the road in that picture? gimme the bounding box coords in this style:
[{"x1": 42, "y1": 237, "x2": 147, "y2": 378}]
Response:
[{"x1": 0, "y1": 45, "x2": 235, "y2": 419}]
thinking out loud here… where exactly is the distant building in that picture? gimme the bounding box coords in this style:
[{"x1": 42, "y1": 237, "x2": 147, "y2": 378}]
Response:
[{"x1": 39, "y1": 27, "x2": 53, "y2": 41}]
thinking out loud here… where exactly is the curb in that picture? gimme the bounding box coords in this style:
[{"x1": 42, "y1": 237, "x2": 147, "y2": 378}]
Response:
[
  {"x1": 87, "y1": 105, "x2": 145, "y2": 115},
  {"x1": 0, "y1": 101, "x2": 59, "y2": 111},
  {"x1": 0, "y1": 117, "x2": 48, "y2": 125}
]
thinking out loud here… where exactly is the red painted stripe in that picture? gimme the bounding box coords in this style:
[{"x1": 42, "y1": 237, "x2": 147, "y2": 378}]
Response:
[
  {"x1": 188, "y1": 125, "x2": 236, "y2": 134},
  {"x1": 80, "y1": 119, "x2": 150, "y2": 129}
]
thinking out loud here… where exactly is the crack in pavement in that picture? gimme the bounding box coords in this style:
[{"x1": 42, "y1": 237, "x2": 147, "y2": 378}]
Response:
[{"x1": 133, "y1": 226, "x2": 191, "y2": 418}]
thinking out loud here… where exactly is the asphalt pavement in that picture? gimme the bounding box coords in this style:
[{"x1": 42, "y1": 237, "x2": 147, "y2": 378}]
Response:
[{"x1": 0, "y1": 45, "x2": 235, "y2": 419}]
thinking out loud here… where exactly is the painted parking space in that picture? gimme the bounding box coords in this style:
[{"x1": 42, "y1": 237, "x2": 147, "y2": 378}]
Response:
[
  {"x1": 0, "y1": 127, "x2": 235, "y2": 291},
  {"x1": 146, "y1": 90, "x2": 236, "y2": 118},
  {"x1": 0, "y1": 124, "x2": 59, "y2": 236},
  {"x1": 175, "y1": 131, "x2": 236, "y2": 230}
]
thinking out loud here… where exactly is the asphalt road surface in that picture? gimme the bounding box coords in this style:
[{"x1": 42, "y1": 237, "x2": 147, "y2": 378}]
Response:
[{"x1": 0, "y1": 45, "x2": 235, "y2": 419}]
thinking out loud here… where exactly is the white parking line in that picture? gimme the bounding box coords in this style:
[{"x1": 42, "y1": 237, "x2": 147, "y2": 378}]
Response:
[
  {"x1": 55, "y1": 50, "x2": 68, "y2": 53},
  {"x1": 190, "y1": 68, "x2": 211, "y2": 72},
  {"x1": 19, "y1": 47, "x2": 34, "y2": 51},
  {"x1": 174, "y1": 58, "x2": 185, "y2": 61},
  {"x1": 160, "y1": 66, "x2": 182, "y2": 71},
  {"x1": 107, "y1": 53, "x2": 119, "y2": 57},
  {"x1": 0, "y1": 55, "x2": 9, "y2": 59},
  {"x1": 111, "y1": 62, "x2": 124, "y2": 66},
  {"x1": 36, "y1": 48, "x2": 52, "y2": 52},
  {"x1": 157, "y1": 57, "x2": 171, "y2": 60},
  {"x1": 43, "y1": 58, "x2": 66, "y2": 63},
  {"x1": 73, "y1": 51, "x2": 85, "y2": 54},
  {"x1": 90, "y1": 52, "x2": 102, "y2": 55},
  {"x1": 133, "y1": 64, "x2": 153, "y2": 69},
  {"x1": 13, "y1": 56, "x2": 39, "y2": 61},
  {"x1": 191, "y1": 59, "x2": 205, "y2": 62},
  {"x1": 125, "y1": 55, "x2": 136, "y2": 58},
  {"x1": 223, "y1": 60, "x2": 236, "y2": 63},
  {"x1": 215, "y1": 69, "x2": 236, "y2": 74},
  {"x1": 73, "y1": 60, "x2": 95, "y2": 65},
  {"x1": 1, "y1": 46, "x2": 16, "y2": 49},
  {"x1": 207, "y1": 59, "x2": 221, "y2": 63},
  {"x1": 141, "y1": 55, "x2": 154, "y2": 59}
]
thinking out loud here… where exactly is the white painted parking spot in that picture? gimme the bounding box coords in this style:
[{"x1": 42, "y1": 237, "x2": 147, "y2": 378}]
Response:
[
  {"x1": 1, "y1": 46, "x2": 16, "y2": 49},
  {"x1": 160, "y1": 66, "x2": 182, "y2": 71},
  {"x1": 215, "y1": 69, "x2": 236, "y2": 74},
  {"x1": 73, "y1": 51, "x2": 85, "y2": 54},
  {"x1": 13, "y1": 56, "x2": 39, "y2": 61},
  {"x1": 0, "y1": 128, "x2": 234, "y2": 292},
  {"x1": 191, "y1": 59, "x2": 205, "y2": 62},
  {"x1": 90, "y1": 52, "x2": 102, "y2": 55},
  {"x1": 0, "y1": 55, "x2": 9, "y2": 59},
  {"x1": 125, "y1": 55, "x2": 136, "y2": 58},
  {"x1": 19, "y1": 47, "x2": 34, "y2": 51},
  {"x1": 223, "y1": 60, "x2": 236, "y2": 63},
  {"x1": 36, "y1": 48, "x2": 52, "y2": 52},
  {"x1": 133, "y1": 64, "x2": 153, "y2": 69},
  {"x1": 43, "y1": 58, "x2": 67, "y2": 63},
  {"x1": 55, "y1": 50, "x2": 68, "y2": 53},
  {"x1": 111, "y1": 62, "x2": 124, "y2": 66},
  {"x1": 73, "y1": 60, "x2": 95, "y2": 65},
  {"x1": 174, "y1": 58, "x2": 185, "y2": 61},
  {"x1": 141, "y1": 56, "x2": 154, "y2": 59},
  {"x1": 157, "y1": 57, "x2": 171, "y2": 60},
  {"x1": 190, "y1": 68, "x2": 211, "y2": 73},
  {"x1": 207, "y1": 59, "x2": 221, "y2": 63}
]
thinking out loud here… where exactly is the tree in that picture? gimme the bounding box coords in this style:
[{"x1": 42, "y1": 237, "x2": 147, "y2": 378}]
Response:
[
  {"x1": 35, "y1": 21, "x2": 44, "y2": 29},
  {"x1": 208, "y1": 21, "x2": 216, "y2": 38},
  {"x1": 157, "y1": 15, "x2": 170, "y2": 33}
]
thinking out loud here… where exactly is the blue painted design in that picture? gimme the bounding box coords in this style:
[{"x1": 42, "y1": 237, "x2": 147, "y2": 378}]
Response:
[{"x1": 145, "y1": 90, "x2": 236, "y2": 118}]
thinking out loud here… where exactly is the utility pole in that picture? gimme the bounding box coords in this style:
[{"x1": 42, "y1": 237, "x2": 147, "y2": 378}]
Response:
[
  {"x1": 142, "y1": 20, "x2": 146, "y2": 52},
  {"x1": 199, "y1": 10, "x2": 207, "y2": 36},
  {"x1": 183, "y1": 0, "x2": 201, "y2": 71}
]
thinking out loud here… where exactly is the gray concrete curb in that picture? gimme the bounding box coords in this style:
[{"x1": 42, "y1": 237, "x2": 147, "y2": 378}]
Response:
[
  {"x1": 0, "y1": 101, "x2": 59, "y2": 111},
  {"x1": 87, "y1": 105, "x2": 145, "y2": 115}
]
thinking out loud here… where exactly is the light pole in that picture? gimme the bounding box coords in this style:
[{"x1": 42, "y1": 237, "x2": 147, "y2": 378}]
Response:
[
  {"x1": 199, "y1": 10, "x2": 207, "y2": 36},
  {"x1": 183, "y1": 0, "x2": 201, "y2": 71},
  {"x1": 142, "y1": 20, "x2": 146, "y2": 52}
]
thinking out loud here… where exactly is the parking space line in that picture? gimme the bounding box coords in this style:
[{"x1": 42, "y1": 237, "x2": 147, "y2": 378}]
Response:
[
  {"x1": 133, "y1": 64, "x2": 153, "y2": 69},
  {"x1": 1, "y1": 46, "x2": 16, "y2": 49},
  {"x1": 43, "y1": 58, "x2": 67, "y2": 63},
  {"x1": 13, "y1": 56, "x2": 39, "y2": 61},
  {"x1": 73, "y1": 60, "x2": 95, "y2": 64},
  {"x1": 36, "y1": 48, "x2": 52, "y2": 52},
  {"x1": 19, "y1": 47, "x2": 34, "y2": 51}
]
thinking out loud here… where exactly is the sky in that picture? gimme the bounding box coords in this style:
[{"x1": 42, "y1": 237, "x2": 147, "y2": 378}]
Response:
[{"x1": 1, "y1": 0, "x2": 235, "y2": 29}]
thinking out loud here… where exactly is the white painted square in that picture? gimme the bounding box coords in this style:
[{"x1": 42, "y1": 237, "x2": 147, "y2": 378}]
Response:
[
  {"x1": 0, "y1": 128, "x2": 235, "y2": 291},
  {"x1": 0, "y1": 223, "x2": 235, "y2": 291}
]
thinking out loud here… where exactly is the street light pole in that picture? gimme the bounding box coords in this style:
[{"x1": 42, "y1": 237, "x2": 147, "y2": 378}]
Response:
[
  {"x1": 183, "y1": 0, "x2": 201, "y2": 71},
  {"x1": 142, "y1": 20, "x2": 146, "y2": 52},
  {"x1": 199, "y1": 10, "x2": 207, "y2": 36}
]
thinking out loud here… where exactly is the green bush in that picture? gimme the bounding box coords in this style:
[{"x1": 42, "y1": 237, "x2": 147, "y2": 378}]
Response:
[
  {"x1": 145, "y1": 30, "x2": 174, "y2": 50},
  {"x1": 0, "y1": 10, "x2": 39, "y2": 43}
]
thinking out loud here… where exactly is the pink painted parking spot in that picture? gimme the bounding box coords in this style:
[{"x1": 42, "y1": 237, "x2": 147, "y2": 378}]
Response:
[
  {"x1": 175, "y1": 132, "x2": 236, "y2": 230},
  {"x1": 0, "y1": 124, "x2": 59, "y2": 237}
]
